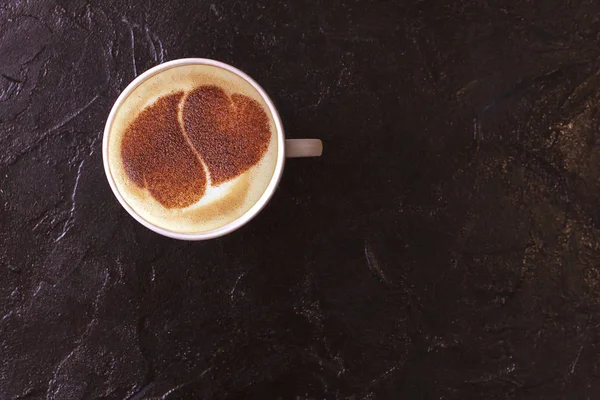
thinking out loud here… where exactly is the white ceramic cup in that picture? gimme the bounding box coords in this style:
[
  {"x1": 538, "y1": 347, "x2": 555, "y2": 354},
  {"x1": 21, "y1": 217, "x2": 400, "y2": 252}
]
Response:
[{"x1": 103, "y1": 58, "x2": 323, "y2": 240}]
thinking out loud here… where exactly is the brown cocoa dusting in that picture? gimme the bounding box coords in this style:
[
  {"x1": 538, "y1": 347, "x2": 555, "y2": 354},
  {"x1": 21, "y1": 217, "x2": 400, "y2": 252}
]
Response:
[
  {"x1": 183, "y1": 85, "x2": 271, "y2": 185},
  {"x1": 120, "y1": 85, "x2": 270, "y2": 209},
  {"x1": 121, "y1": 92, "x2": 207, "y2": 208}
]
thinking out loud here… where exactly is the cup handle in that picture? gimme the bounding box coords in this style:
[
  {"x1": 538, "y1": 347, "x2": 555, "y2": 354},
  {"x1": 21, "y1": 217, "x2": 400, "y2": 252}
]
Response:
[{"x1": 285, "y1": 139, "x2": 323, "y2": 158}]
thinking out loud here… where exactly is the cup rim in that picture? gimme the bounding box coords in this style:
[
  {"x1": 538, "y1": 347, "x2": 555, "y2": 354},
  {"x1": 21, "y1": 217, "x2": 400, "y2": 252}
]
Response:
[{"x1": 102, "y1": 58, "x2": 286, "y2": 240}]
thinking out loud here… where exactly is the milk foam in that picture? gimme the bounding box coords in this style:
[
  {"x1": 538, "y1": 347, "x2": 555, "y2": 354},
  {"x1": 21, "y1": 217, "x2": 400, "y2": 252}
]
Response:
[{"x1": 106, "y1": 64, "x2": 279, "y2": 233}]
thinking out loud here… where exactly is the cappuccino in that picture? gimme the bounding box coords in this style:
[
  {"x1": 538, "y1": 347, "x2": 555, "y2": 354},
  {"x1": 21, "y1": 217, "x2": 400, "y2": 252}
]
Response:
[{"x1": 106, "y1": 64, "x2": 279, "y2": 233}]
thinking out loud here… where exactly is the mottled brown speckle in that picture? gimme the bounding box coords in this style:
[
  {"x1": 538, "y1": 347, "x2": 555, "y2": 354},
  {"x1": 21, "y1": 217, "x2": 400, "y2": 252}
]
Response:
[
  {"x1": 121, "y1": 91, "x2": 207, "y2": 208},
  {"x1": 183, "y1": 85, "x2": 271, "y2": 185}
]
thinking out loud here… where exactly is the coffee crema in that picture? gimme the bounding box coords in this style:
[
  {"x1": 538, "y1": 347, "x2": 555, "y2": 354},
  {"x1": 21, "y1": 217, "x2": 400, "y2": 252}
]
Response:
[{"x1": 106, "y1": 64, "x2": 279, "y2": 233}]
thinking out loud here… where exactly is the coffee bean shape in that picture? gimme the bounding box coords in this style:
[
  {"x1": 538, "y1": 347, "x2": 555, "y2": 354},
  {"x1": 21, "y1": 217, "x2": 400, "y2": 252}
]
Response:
[{"x1": 120, "y1": 86, "x2": 271, "y2": 209}]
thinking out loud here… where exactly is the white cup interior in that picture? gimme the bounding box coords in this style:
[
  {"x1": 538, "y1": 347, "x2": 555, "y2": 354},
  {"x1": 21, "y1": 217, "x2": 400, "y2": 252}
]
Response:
[{"x1": 102, "y1": 58, "x2": 286, "y2": 240}]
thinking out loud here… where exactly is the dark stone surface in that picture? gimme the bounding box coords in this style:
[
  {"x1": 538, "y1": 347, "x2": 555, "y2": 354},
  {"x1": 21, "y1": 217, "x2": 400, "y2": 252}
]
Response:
[{"x1": 2, "y1": 0, "x2": 600, "y2": 398}]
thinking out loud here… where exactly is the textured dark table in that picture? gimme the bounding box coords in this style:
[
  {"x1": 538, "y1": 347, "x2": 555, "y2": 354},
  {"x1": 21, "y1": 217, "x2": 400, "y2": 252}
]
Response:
[{"x1": 2, "y1": 0, "x2": 600, "y2": 399}]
